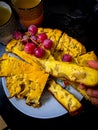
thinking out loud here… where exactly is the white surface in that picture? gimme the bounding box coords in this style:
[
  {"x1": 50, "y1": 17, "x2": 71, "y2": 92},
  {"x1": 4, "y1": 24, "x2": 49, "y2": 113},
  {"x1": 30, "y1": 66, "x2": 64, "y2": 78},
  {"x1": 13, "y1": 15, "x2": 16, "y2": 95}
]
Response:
[{"x1": 2, "y1": 78, "x2": 67, "y2": 119}]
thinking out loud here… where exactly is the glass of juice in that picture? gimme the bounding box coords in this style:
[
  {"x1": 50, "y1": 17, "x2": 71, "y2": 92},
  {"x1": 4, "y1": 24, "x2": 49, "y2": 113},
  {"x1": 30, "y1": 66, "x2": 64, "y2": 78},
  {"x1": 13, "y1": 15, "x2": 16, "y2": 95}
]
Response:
[
  {"x1": 0, "y1": 1, "x2": 18, "y2": 45},
  {"x1": 10, "y1": 0, "x2": 44, "y2": 29}
]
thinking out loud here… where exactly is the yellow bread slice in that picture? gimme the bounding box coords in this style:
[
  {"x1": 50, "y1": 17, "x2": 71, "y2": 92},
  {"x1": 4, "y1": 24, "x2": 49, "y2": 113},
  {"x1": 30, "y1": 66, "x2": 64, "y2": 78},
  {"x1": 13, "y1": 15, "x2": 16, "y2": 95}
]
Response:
[
  {"x1": 6, "y1": 74, "x2": 48, "y2": 107},
  {"x1": 48, "y1": 79, "x2": 82, "y2": 115},
  {"x1": 0, "y1": 53, "x2": 44, "y2": 76},
  {"x1": 53, "y1": 32, "x2": 86, "y2": 61},
  {"x1": 0, "y1": 53, "x2": 49, "y2": 107},
  {"x1": 43, "y1": 59, "x2": 98, "y2": 87}
]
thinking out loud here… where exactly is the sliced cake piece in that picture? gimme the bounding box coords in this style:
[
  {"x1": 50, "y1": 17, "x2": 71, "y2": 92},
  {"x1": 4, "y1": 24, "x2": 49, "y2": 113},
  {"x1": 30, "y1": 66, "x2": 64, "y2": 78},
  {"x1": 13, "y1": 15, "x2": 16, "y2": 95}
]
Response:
[
  {"x1": 43, "y1": 59, "x2": 98, "y2": 86},
  {"x1": 53, "y1": 32, "x2": 86, "y2": 61},
  {"x1": 0, "y1": 53, "x2": 49, "y2": 107},
  {"x1": 0, "y1": 53, "x2": 44, "y2": 76},
  {"x1": 47, "y1": 79, "x2": 82, "y2": 115}
]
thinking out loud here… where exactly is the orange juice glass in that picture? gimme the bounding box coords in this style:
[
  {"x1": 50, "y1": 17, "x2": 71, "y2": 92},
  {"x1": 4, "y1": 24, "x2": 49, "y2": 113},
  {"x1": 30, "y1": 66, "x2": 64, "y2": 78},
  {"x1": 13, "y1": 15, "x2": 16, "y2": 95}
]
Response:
[{"x1": 10, "y1": 0, "x2": 43, "y2": 29}]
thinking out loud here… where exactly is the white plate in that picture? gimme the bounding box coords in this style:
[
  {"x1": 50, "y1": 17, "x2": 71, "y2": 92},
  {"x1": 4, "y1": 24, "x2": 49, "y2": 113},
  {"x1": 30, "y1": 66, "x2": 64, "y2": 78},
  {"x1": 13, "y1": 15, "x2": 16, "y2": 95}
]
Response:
[{"x1": 2, "y1": 77, "x2": 67, "y2": 119}]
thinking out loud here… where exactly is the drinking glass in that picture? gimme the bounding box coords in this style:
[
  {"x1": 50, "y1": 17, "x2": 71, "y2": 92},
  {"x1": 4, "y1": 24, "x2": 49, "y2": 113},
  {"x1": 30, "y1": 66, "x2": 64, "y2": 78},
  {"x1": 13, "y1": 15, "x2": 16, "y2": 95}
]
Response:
[
  {"x1": 0, "y1": 1, "x2": 18, "y2": 45},
  {"x1": 10, "y1": 0, "x2": 44, "y2": 29}
]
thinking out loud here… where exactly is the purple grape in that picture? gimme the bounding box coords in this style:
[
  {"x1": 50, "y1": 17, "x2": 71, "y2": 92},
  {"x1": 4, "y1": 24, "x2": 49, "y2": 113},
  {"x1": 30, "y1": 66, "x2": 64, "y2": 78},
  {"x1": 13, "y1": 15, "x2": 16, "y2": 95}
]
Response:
[
  {"x1": 43, "y1": 39, "x2": 53, "y2": 49},
  {"x1": 24, "y1": 42, "x2": 36, "y2": 54},
  {"x1": 37, "y1": 33, "x2": 47, "y2": 43},
  {"x1": 62, "y1": 54, "x2": 72, "y2": 62},
  {"x1": 33, "y1": 47, "x2": 45, "y2": 58},
  {"x1": 13, "y1": 31, "x2": 22, "y2": 40},
  {"x1": 28, "y1": 25, "x2": 38, "y2": 35}
]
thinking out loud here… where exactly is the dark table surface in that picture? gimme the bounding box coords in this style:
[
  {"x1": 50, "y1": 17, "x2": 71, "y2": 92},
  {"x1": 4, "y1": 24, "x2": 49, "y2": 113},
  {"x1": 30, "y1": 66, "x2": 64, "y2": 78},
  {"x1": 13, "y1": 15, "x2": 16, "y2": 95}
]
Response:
[{"x1": 0, "y1": 0, "x2": 98, "y2": 129}]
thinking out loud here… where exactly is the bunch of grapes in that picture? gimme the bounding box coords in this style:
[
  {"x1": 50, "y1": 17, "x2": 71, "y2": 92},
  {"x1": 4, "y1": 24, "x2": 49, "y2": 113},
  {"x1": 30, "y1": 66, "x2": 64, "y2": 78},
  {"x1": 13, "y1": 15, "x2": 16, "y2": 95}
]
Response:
[{"x1": 13, "y1": 25, "x2": 53, "y2": 58}]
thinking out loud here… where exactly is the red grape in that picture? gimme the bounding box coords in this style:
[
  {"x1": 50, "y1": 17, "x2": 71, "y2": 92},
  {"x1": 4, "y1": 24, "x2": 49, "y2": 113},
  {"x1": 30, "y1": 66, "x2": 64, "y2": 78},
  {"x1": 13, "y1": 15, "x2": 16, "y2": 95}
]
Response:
[
  {"x1": 43, "y1": 39, "x2": 53, "y2": 49},
  {"x1": 37, "y1": 33, "x2": 47, "y2": 43},
  {"x1": 33, "y1": 47, "x2": 45, "y2": 58},
  {"x1": 62, "y1": 54, "x2": 72, "y2": 62},
  {"x1": 28, "y1": 25, "x2": 38, "y2": 35},
  {"x1": 24, "y1": 42, "x2": 36, "y2": 54},
  {"x1": 13, "y1": 31, "x2": 22, "y2": 40}
]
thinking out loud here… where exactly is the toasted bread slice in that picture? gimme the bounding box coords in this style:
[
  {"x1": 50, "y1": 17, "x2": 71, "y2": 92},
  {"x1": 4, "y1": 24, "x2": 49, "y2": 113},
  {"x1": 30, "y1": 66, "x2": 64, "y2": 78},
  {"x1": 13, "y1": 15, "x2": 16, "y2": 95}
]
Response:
[
  {"x1": 48, "y1": 79, "x2": 82, "y2": 115},
  {"x1": 0, "y1": 53, "x2": 49, "y2": 107}
]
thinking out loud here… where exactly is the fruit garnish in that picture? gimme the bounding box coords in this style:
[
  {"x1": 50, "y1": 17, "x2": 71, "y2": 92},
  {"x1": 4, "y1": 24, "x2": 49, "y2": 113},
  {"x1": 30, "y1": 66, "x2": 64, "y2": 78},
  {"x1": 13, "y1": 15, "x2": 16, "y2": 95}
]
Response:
[
  {"x1": 33, "y1": 46, "x2": 45, "y2": 58},
  {"x1": 13, "y1": 24, "x2": 54, "y2": 58},
  {"x1": 28, "y1": 24, "x2": 38, "y2": 35},
  {"x1": 62, "y1": 54, "x2": 72, "y2": 62},
  {"x1": 13, "y1": 31, "x2": 23, "y2": 40},
  {"x1": 24, "y1": 42, "x2": 36, "y2": 54},
  {"x1": 42, "y1": 39, "x2": 53, "y2": 50},
  {"x1": 37, "y1": 32, "x2": 47, "y2": 43}
]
